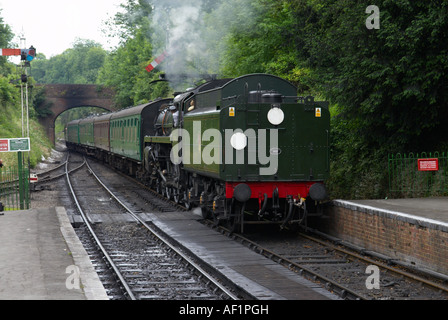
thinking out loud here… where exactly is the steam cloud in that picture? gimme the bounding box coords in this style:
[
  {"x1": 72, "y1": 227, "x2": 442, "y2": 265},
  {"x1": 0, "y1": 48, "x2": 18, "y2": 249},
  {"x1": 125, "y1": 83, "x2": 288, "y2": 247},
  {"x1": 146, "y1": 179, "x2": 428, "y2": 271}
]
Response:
[
  {"x1": 144, "y1": 0, "x2": 257, "y2": 89},
  {"x1": 145, "y1": 0, "x2": 209, "y2": 87}
]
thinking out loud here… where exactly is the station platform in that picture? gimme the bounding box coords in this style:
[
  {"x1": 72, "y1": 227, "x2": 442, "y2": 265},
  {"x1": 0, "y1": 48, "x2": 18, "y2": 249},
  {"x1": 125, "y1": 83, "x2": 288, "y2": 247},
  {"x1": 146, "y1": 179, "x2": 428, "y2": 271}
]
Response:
[
  {"x1": 335, "y1": 197, "x2": 448, "y2": 230},
  {"x1": 0, "y1": 207, "x2": 108, "y2": 300},
  {"x1": 326, "y1": 197, "x2": 448, "y2": 276}
]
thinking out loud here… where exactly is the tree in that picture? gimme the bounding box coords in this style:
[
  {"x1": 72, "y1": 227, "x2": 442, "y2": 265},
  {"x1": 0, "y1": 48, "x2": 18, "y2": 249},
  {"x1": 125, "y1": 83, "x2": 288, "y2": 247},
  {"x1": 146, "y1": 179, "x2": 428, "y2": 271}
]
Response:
[
  {"x1": 298, "y1": 0, "x2": 448, "y2": 152},
  {"x1": 0, "y1": 9, "x2": 14, "y2": 76},
  {"x1": 291, "y1": 0, "x2": 448, "y2": 198},
  {"x1": 32, "y1": 39, "x2": 107, "y2": 84},
  {"x1": 98, "y1": 0, "x2": 169, "y2": 107}
]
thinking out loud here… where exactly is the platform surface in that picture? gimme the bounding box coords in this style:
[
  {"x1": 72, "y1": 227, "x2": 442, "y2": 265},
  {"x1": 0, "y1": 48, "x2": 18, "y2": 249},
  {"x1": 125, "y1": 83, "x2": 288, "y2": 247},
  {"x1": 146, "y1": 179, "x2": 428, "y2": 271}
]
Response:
[
  {"x1": 141, "y1": 209, "x2": 340, "y2": 300},
  {"x1": 336, "y1": 197, "x2": 448, "y2": 230},
  {"x1": 0, "y1": 207, "x2": 108, "y2": 300}
]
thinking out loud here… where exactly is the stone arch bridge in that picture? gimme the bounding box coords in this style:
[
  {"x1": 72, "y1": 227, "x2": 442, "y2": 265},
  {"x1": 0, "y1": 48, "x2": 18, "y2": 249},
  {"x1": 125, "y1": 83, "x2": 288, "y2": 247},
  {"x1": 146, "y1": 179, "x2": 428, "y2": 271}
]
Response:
[{"x1": 36, "y1": 84, "x2": 117, "y2": 144}]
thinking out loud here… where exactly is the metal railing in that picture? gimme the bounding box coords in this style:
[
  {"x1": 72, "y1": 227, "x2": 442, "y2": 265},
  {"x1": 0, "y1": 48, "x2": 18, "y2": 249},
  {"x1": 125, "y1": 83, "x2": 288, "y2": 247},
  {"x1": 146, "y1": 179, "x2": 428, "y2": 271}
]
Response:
[
  {"x1": 0, "y1": 164, "x2": 30, "y2": 211},
  {"x1": 388, "y1": 152, "x2": 448, "y2": 197}
]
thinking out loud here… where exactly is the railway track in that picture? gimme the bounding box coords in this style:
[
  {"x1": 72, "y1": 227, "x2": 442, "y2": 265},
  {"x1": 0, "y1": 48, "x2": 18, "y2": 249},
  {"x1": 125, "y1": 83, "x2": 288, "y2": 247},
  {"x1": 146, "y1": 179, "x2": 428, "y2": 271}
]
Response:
[
  {"x1": 64, "y1": 152, "x2": 239, "y2": 300},
  {"x1": 31, "y1": 148, "x2": 448, "y2": 300},
  {"x1": 204, "y1": 221, "x2": 448, "y2": 300}
]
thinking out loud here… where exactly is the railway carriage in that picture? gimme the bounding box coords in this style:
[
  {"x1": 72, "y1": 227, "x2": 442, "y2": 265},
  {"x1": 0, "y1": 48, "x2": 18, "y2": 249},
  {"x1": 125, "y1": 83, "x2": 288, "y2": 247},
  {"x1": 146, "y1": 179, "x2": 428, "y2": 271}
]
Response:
[
  {"x1": 79, "y1": 118, "x2": 95, "y2": 148},
  {"x1": 66, "y1": 119, "x2": 81, "y2": 147},
  {"x1": 108, "y1": 99, "x2": 172, "y2": 175},
  {"x1": 94, "y1": 113, "x2": 112, "y2": 152},
  {"x1": 93, "y1": 113, "x2": 112, "y2": 162}
]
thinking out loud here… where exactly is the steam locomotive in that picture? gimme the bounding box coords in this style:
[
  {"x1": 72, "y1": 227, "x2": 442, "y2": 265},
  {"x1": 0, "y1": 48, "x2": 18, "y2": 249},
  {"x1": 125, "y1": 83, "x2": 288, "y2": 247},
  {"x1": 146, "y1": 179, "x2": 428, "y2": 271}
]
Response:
[{"x1": 66, "y1": 74, "x2": 330, "y2": 232}]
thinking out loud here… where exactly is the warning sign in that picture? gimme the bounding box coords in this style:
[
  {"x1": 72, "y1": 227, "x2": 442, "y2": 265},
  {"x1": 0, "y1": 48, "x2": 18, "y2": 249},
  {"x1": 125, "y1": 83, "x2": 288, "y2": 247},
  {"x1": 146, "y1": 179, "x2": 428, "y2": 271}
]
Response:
[
  {"x1": 418, "y1": 158, "x2": 439, "y2": 171},
  {"x1": 0, "y1": 139, "x2": 8, "y2": 152},
  {"x1": 0, "y1": 138, "x2": 30, "y2": 152}
]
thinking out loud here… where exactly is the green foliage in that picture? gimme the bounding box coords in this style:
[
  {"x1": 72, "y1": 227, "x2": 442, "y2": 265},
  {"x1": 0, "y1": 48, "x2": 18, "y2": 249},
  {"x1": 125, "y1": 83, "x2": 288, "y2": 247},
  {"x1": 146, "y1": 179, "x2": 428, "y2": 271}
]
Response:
[
  {"x1": 0, "y1": 10, "x2": 52, "y2": 167},
  {"x1": 0, "y1": 77, "x2": 53, "y2": 167},
  {"x1": 97, "y1": 28, "x2": 167, "y2": 107},
  {"x1": 0, "y1": 76, "x2": 18, "y2": 106},
  {"x1": 0, "y1": 10, "x2": 14, "y2": 76},
  {"x1": 102, "y1": 0, "x2": 153, "y2": 43},
  {"x1": 295, "y1": 0, "x2": 448, "y2": 198},
  {"x1": 32, "y1": 39, "x2": 107, "y2": 84},
  {"x1": 0, "y1": 78, "x2": 20, "y2": 136},
  {"x1": 98, "y1": 0, "x2": 170, "y2": 107}
]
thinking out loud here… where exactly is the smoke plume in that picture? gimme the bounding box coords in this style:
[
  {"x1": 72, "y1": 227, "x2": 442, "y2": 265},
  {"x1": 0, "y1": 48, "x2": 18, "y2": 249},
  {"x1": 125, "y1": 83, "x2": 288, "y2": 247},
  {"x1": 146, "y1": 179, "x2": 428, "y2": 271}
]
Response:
[{"x1": 145, "y1": 0, "x2": 257, "y2": 89}]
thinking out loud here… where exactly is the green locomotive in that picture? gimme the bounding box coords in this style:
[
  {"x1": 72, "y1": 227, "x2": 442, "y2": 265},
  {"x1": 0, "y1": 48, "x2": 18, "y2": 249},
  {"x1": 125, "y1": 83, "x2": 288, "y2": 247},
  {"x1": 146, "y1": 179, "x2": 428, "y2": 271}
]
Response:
[{"x1": 66, "y1": 74, "x2": 330, "y2": 232}]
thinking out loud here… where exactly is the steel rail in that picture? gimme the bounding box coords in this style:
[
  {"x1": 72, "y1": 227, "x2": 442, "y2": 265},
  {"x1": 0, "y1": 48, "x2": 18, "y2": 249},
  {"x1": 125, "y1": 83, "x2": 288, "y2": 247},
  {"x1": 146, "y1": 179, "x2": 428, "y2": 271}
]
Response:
[
  {"x1": 304, "y1": 229, "x2": 448, "y2": 294},
  {"x1": 206, "y1": 220, "x2": 365, "y2": 300},
  {"x1": 34, "y1": 152, "x2": 69, "y2": 181},
  {"x1": 65, "y1": 154, "x2": 137, "y2": 300},
  {"x1": 36, "y1": 160, "x2": 68, "y2": 177},
  {"x1": 37, "y1": 161, "x2": 84, "y2": 184},
  {"x1": 210, "y1": 218, "x2": 448, "y2": 299},
  {"x1": 84, "y1": 158, "x2": 239, "y2": 300}
]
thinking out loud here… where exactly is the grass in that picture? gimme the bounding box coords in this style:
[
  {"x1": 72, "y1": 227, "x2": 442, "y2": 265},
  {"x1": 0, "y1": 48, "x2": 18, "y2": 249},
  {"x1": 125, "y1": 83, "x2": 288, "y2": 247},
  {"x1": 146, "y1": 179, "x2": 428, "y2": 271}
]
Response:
[{"x1": 0, "y1": 88, "x2": 52, "y2": 168}]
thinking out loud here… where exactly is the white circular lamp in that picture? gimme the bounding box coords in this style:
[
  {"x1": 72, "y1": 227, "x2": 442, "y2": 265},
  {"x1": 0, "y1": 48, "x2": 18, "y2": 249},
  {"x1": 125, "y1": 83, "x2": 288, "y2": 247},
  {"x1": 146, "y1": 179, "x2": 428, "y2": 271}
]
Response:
[{"x1": 267, "y1": 107, "x2": 285, "y2": 126}]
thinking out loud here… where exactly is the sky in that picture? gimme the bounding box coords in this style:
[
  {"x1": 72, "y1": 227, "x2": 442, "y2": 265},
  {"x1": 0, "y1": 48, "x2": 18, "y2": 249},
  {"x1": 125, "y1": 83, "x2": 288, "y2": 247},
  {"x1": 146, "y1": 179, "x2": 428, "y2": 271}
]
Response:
[{"x1": 0, "y1": 0, "x2": 126, "y2": 60}]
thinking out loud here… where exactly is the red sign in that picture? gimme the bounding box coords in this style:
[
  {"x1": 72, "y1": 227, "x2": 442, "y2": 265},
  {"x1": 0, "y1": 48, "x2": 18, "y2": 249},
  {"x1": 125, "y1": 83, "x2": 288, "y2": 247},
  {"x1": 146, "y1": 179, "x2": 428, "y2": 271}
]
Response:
[
  {"x1": 418, "y1": 158, "x2": 439, "y2": 171},
  {"x1": 30, "y1": 174, "x2": 38, "y2": 183},
  {"x1": 0, "y1": 139, "x2": 8, "y2": 152}
]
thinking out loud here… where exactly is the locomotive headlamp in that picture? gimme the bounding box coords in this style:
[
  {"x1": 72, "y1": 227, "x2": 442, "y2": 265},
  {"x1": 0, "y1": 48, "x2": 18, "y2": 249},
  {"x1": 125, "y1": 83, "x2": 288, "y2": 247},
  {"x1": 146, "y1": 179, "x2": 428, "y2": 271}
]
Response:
[
  {"x1": 267, "y1": 106, "x2": 285, "y2": 126},
  {"x1": 230, "y1": 132, "x2": 247, "y2": 150}
]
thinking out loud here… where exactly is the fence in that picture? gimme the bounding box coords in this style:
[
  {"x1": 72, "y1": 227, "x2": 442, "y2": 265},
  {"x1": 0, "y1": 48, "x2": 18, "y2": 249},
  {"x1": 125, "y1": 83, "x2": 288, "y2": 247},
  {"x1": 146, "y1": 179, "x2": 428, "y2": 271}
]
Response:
[
  {"x1": 388, "y1": 152, "x2": 448, "y2": 197},
  {"x1": 0, "y1": 163, "x2": 30, "y2": 211}
]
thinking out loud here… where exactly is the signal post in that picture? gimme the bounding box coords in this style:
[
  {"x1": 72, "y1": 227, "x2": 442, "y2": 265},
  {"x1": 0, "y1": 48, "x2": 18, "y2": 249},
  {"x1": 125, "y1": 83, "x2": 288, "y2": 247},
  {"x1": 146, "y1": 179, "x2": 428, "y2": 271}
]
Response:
[{"x1": 0, "y1": 46, "x2": 36, "y2": 211}]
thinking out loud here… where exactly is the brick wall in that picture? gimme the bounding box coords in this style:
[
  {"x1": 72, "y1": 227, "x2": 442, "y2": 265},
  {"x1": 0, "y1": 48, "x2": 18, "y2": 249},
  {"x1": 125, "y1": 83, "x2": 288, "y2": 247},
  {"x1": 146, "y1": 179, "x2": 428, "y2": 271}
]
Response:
[
  {"x1": 35, "y1": 84, "x2": 117, "y2": 145},
  {"x1": 320, "y1": 201, "x2": 448, "y2": 275}
]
